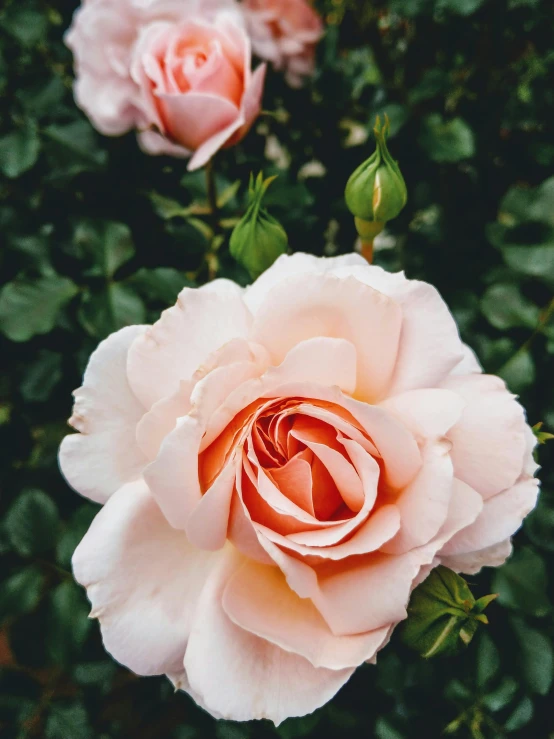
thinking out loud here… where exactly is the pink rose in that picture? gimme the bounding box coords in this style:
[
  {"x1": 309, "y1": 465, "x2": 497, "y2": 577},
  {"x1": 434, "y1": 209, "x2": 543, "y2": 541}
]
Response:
[
  {"x1": 242, "y1": 0, "x2": 323, "y2": 87},
  {"x1": 59, "y1": 254, "x2": 539, "y2": 724},
  {"x1": 65, "y1": 1, "x2": 265, "y2": 169}
]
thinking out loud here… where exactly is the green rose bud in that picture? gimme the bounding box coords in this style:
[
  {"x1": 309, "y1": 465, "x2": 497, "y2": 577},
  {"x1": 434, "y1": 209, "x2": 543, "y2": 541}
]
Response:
[
  {"x1": 230, "y1": 172, "x2": 288, "y2": 279},
  {"x1": 401, "y1": 566, "x2": 498, "y2": 659},
  {"x1": 345, "y1": 115, "x2": 408, "y2": 225}
]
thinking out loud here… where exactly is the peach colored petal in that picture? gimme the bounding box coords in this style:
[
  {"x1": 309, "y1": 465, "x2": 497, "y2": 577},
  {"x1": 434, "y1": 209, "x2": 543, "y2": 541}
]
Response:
[
  {"x1": 222, "y1": 561, "x2": 391, "y2": 669},
  {"x1": 250, "y1": 273, "x2": 402, "y2": 402},
  {"x1": 380, "y1": 440, "x2": 454, "y2": 555},
  {"x1": 73, "y1": 479, "x2": 219, "y2": 676},
  {"x1": 269, "y1": 451, "x2": 315, "y2": 515},
  {"x1": 59, "y1": 325, "x2": 148, "y2": 504},
  {"x1": 379, "y1": 388, "x2": 465, "y2": 442},
  {"x1": 127, "y1": 279, "x2": 251, "y2": 409},
  {"x1": 184, "y1": 551, "x2": 354, "y2": 724},
  {"x1": 440, "y1": 374, "x2": 527, "y2": 500},
  {"x1": 440, "y1": 539, "x2": 513, "y2": 575},
  {"x1": 185, "y1": 460, "x2": 237, "y2": 550}
]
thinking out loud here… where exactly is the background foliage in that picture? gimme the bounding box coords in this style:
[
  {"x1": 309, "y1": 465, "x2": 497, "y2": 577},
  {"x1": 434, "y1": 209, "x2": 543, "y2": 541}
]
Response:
[{"x1": 1, "y1": 0, "x2": 554, "y2": 737}]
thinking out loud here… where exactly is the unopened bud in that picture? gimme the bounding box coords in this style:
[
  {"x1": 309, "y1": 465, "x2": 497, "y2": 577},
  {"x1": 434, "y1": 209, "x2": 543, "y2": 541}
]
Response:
[
  {"x1": 230, "y1": 173, "x2": 288, "y2": 279},
  {"x1": 401, "y1": 566, "x2": 497, "y2": 659},
  {"x1": 345, "y1": 115, "x2": 407, "y2": 234}
]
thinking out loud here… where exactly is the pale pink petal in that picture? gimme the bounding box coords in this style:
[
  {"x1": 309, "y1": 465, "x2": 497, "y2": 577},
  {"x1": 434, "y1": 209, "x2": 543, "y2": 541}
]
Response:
[
  {"x1": 184, "y1": 552, "x2": 354, "y2": 724},
  {"x1": 73, "y1": 480, "x2": 219, "y2": 676},
  {"x1": 450, "y1": 344, "x2": 482, "y2": 375},
  {"x1": 425, "y1": 478, "x2": 483, "y2": 552},
  {"x1": 331, "y1": 264, "x2": 465, "y2": 394},
  {"x1": 244, "y1": 252, "x2": 367, "y2": 314},
  {"x1": 157, "y1": 91, "x2": 240, "y2": 150},
  {"x1": 439, "y1": 477, "x2": 540, "y2": 557},
  {"x1": 127, "y1": 279, "x2": 251, "y2": 409},
  {"x1": 135, "y1": 379, "x2": 193, "y2": 461},
  {"x1": 312, "y1": 549, "x2": 434, "y2": 636},
  {"x1": 185, "y1": 460, "x2": 237, "y2": 550},
  {"x1": 223, "y1": 63, "x2": 266, "y2": 149},
  {"x1": 379, "y1": 388, "x2": 465, "y2": 441},
  {"x1": 440, "y1": 374, "x2": 527, "y2": 499},
  {"x1": 59, "y1": 326, "x2": 148, "y2": 504},
  {"x1": 380, "y1": 440, "x2": 454, "y2": 554},
  {"x1": 223, "y1": 560, "x2": 391, "y2": 669},
  {"x1": 137, "y1": 128, "x2": 190, "y2": 157},
  {"x1": 250, "y1": 273, "x2": 402, "y2": 402},
  {"x1": 440, "y1": 539, "x2": 513, "y2": 575}
]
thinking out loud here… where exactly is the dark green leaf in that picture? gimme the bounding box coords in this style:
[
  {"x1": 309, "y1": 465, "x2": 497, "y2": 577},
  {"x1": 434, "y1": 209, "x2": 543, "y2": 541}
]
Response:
[
  {"x1": 492, "y1": 547, "x2": 551, "y2": 617},
  {"x1": 0, "y1": 275, "x2": 78, "y2": 342},
  {"x1": 0, "y1": 122, "x2": 40, "y2": 179},
  {"x1": 73, "y1": 220, "x2": 135, "y2": 279},
  {"x1": 419, "y1": 115, "x2": 475, "y2": 163},
  {"x1": 511, "y1": 617, "x2": 554, "y2": 695},
  {"x1": 78, "y1": 284, "x2": 145, "y2": 339},
  {"x1": 45, "y1": 703, "x2": 93, "y2": 739},
  {"x1": 4, "y1": 489, "x2": 60, "y2": 557},
  {"x1": 0, "y1": 566, "x2": 44, "y2": 621},
  {"x1": 20, "y1": 350, "x2": 62, "y2": 402}
]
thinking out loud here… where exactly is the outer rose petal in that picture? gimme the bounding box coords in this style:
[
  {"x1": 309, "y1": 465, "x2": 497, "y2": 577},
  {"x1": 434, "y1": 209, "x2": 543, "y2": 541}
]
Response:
[
  {"x1": 59, "y1": 325, "x2": 148, "y2": 504},
  {"x1": 222, "y1": 561, "x2": 391, "y2": 669},
  {"x1": 440, "y1": 374, "x2": 527, "y2": 499},
  {"x1": 331, "y1": 264, "x2": 465, "y2": 393},
  {"x1": 250, "y1": 272, "x2": 402, "y2": 402},
  {"x1": 184, "y1": 552, "x2": 354, "y2": 724},
  {"x1": 439, "y1": 477, "x2": 540, "y2": 559},
  {"x1": 440, "y1": 539, "x2": 513, "y2": 575},
  {"x1": 127, "y1": 279, "x2": 252, "y2": 408},
  {"x1": 73, "y1": 479, "x2": 219, "y2": 676}
]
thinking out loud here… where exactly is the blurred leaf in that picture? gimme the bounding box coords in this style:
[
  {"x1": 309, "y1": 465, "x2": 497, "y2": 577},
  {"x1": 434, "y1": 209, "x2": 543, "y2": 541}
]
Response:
[
  {"x1": 73, "y1": 661, "x2": 117, "y2": 690},
  {"x1": 74, "y1": 220, "x2": 135, "y2": 279},
  {"x1": 498, "y1": 349, "x2": 536, "y2": 393},
  {"x1": 476, "y1": 632, "x2": 500, "y2": 690},
  {"x1": 0, "y1": 122, "x2": 40, "y2": 179},
  {"x1": 525, "y1": 490, "x2": 554, "y2": 551},
  {"x1": 20, "y1": 350, "x2": 62, "y2": 402},
  {"x1": 511, "y1": 617, "x2": 554, "y2": 695},
  {"x1": 16, "y1": 76, "x2": 66, "y2": 119},
  {"x1": 43, "y1": 121, "x2": 107, "y2": 178},
  {"x1": 128, "y1": 267, "x2": 193, "y2": 303},
  {"x1": 4, "y1": 489, "x2": 60, "y2": 557},
  {"x1": 436, "y1": 0, "x2": 485, "y2": 15},
  {"x1": 504, "y1": 696, "x2": 534, "y2": 732},
  {"x1": 375, "y1": 716, "x2": 406, "y2": 739},
  {"x1": 492, "y1": 547, "x2": 551, "y2": 617},
  {"x1": 0, "y1": 274, "x2": 78, "y2": 342},
  {"x1": 56, "y1": 504, "x2": 98, "y2": 570},
  {"x1": 0, "y1": 1, "x2": 48, "y2": 46},
  {"x1": 419, "y1": 114, "x2": 475, "y2": 162},
  {"x1": 45, "y1": 702, "x2": 93, "y2": 739},
  {"x1": 481, "y1": 283, "x2": 539, "y2": 330},
  {"x1": 481, "y1": 676, "x2": 518, "y2": 712},
  {"x1": 46, "y1": 581, "x2": 92, "y2": 665},
  {"x1": 277, "y1": 713, "x2": 321, "y2": 738},
  {"x1": 0, "y1": 566, "x2": 44, "y2": 621},
  {"x1": 78, "y1": 284, "x2": 145, "y2": 339}
]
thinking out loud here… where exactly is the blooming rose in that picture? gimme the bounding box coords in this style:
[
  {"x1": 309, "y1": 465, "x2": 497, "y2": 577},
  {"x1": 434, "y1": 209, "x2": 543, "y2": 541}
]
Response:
[
  {"x1": 59, "y1": 253, "x2": 539, "y2": 724},
  {"x1": 242, "y1": 0, "x2": 323, "y2": 87},
  {"x1": 65, "y1": 0, "x2": 265, "y2": 169}
]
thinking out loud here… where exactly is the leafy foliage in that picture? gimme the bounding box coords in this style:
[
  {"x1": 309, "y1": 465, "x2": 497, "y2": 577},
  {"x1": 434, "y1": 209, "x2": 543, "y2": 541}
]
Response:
[{"x1": 1, "y1": 0, "x2": 553, "y2": 737}]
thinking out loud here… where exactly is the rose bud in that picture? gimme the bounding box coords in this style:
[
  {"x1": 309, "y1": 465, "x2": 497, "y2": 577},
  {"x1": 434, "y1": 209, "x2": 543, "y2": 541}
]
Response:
[
  {"x1": 401, "y1": 566, "x2": 498, "y2": 659},
  {"x1": 230, "y1": 172, "x2": 288, "y2": 278},
  {"x1": 345, "y1": 115, "x2": 407, "y2": 251}
]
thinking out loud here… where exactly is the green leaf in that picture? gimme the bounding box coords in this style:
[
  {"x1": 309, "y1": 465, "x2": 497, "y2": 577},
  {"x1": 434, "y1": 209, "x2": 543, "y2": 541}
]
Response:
[
  {"x1": 498, "y1": 349, "x2": 535, "y2": 394},
  {"x1": 0, "y1": 2, "x2": 48, "y2": 46},
  {"x1": 525, "y1": 490, "x2": 554, "y2": 551},
  {"x1": 73, "y1": 220, "x2": 135, "y2": 279},
  {"x1": 43, "y1": 121, "x2": 107, "y2": 178},
  {"x1": 4, "y1": 489, "x2": 60, "y2": 557},
  {"x1": 127, "y1": 267, "x2": 192, "y2": 303},
  {"x1": 0, "y1": 566, "x2": 44, "y2": 621},
  {"x1": 46, "y1": 581, "x2": 92, "y2": 665},
  {"x1": 491, "y1": 547, "x2": 551, "y2": 617},
  {"x1": 0, "y1": 274, "x2": 78, "y2": 342},
  {"x1": 435, "y1": 0, "x2": 485, "y2": 16},
  {"x1": 45, "y1": 702, "x2": 93, "y2": 739},
  {"x1": 20, "y1": 350, "x2": 62, "y2": 402},
  {"x1": 56, "y1": 504, "x2": 98, "y2": 570},
  {"x1": 511, "y1": 617, "x2": 554, "y2": 695},
  {"x1": 78, "y1": 284, "x2": 145, "y2": 339},
  {"x1": 481, "y1": 283, "x2": 540, "y2": 330},
  {"x1": 419, "y1": 114, "x2": 475, "y2": 163},
  {"x1": 0, "y1": 122, "x2": 40, "y2": 179},
  {"x1": 476, "y1": 632, "x2": 500, "y2": 690},
  {"x1": 504, "y1": 696, "x2": 534, "y2": 732}
]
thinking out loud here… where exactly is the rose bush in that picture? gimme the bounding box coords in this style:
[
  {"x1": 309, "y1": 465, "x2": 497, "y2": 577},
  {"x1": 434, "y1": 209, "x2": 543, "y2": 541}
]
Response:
[
  {"x1": 65, "y1": 0, "x2": 265, "y2": 169},
  {"x1": 59, "y1": 253, "x2": 539, "y2": 724},
  {"x1": 242, "y1": 0, "x2": 323, "y2": 87}
]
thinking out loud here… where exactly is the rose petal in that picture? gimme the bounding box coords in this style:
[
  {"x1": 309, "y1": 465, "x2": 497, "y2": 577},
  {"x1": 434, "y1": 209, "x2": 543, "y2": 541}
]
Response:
[
  {"x1": 73, "y1": 479, "x2": 219, "y2": 676},
  {"x1": 223, "y1": 560, "x2": 391, "y2": 669},
  {"x1": 59, "y1": 326, "x2": 148, "y2": 504}
]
